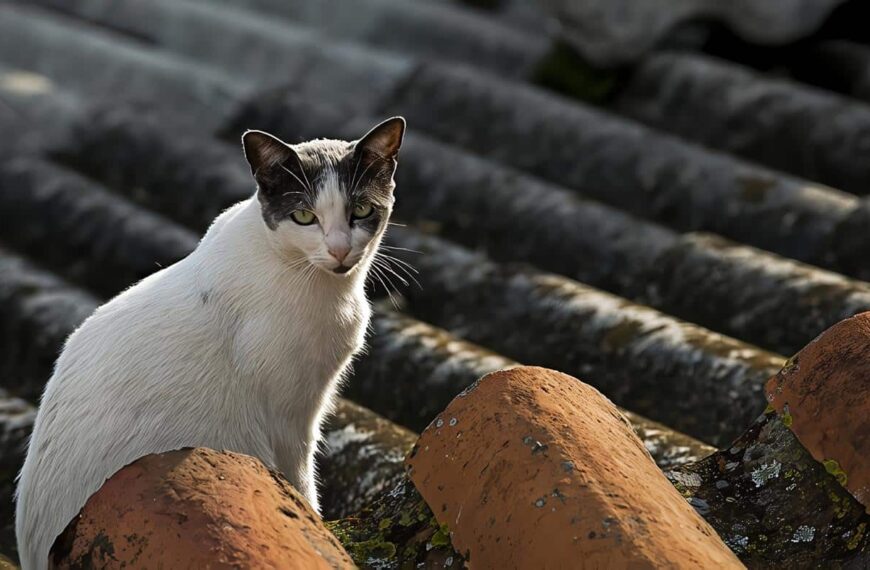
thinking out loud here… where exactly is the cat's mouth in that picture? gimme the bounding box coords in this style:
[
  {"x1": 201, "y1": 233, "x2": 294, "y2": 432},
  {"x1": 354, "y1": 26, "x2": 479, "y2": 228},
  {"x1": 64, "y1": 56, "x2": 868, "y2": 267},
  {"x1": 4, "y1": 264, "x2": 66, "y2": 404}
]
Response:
[{"x1": 332, "y1": 265, "x2": 352, "y2": 275}]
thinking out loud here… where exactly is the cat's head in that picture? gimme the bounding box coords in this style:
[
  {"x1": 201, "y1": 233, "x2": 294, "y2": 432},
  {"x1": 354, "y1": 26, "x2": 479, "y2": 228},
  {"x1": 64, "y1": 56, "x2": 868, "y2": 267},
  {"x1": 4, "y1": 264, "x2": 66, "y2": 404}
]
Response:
[{"x1": 242, "y1": 117, "x2": 404, "y2": 276}]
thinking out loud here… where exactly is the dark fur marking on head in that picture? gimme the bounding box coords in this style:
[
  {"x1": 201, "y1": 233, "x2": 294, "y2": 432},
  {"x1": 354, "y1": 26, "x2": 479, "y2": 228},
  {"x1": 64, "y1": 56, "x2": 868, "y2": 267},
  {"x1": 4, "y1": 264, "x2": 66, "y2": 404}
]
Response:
[{"x1": 241, "y1": 118, "x2": 404, "y2": 233}]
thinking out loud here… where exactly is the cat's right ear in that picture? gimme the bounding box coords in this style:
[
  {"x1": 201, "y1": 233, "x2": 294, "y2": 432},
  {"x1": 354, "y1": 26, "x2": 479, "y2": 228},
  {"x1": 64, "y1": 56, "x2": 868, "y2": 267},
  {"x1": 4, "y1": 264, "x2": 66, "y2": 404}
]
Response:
[{"x1": 242, "y1": 130, "x2": 297, "y2": 188}]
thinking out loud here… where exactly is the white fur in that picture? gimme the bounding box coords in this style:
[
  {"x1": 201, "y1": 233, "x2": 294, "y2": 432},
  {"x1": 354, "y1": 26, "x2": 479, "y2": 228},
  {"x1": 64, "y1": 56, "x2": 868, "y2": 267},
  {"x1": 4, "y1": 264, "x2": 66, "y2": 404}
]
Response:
[{"x1": 15, "y1": 184, "x2": 385, "y2": 569}]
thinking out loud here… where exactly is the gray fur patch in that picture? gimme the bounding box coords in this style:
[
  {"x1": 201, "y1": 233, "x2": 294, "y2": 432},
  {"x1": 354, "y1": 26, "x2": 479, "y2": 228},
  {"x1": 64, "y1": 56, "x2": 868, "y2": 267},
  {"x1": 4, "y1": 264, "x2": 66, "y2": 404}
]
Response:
[{"x1": 256, "y1": 138, "x2": 395, "y2": 234}]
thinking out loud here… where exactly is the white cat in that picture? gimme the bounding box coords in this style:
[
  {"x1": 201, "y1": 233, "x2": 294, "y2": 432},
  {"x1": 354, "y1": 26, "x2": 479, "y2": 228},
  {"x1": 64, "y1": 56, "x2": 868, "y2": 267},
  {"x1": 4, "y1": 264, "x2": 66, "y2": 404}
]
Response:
[{"x1": 15, "y1": 117, "x2": 405, "y2": 570}]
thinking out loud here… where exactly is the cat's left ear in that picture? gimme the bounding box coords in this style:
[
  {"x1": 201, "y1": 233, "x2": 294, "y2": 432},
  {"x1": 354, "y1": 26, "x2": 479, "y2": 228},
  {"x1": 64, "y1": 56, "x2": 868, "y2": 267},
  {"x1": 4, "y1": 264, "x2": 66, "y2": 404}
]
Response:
[
  {"x1": 242, "y1": 129, "x2": 296, "y2": 180},
  {"x1": 355, "y1": 117, "x2": 405, "y2": 163}
]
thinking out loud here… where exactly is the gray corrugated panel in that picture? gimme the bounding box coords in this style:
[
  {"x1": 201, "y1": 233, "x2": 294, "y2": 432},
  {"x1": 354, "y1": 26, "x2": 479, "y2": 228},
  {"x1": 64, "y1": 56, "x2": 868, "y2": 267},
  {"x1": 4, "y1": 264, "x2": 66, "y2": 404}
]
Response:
[
  {"x1": 34, "y1": 1, "x2": 859, "y2": 277},
  {"x1": 32, "y1": 105, "x2": 771, "y2": 445},
  {"x1": 0, "y1": 249, "x2": 97, "y2": 401},
  {"x1": 383, "y1": 62, "x2": 860, "y2": 268},
  {"x1": 540, "y1": 0, "x2": 850, "y2": 66},
  {"x1": 0, "y1": 155, "x2": 714, "y2": 516},
  {"x1": 833, "y1": 198, "x2": 870, "y2": 281},
  {"x1": 0, "y1": 65, "x2": 82, "y2": 155},
  {"x1": 640, "y1": 232, "x2": 870, "y2": 356},
  {"x1": 385, "y1": 227, "x2": 784, "y2": 446},
  {"x1": 0, "y1": 157, "x2": 196, "y2": 297},
  {"x1": 189, "y1": 0, "x2": 549, "y2": 78},
  {"x1": 0, "y1": 391, "x2": 35, "y2": 562},
  {"x1": 0, "y1": 5, "x2": 243, "y2": 131},
  {"x1": 36, "y1": 0, "x2": 864, "y2": 272},
  {"x1": 55, "y1": 106, "x2": 252, "y2": 233},
  {"x1": 426, "y1": 0, "x2": 554, "y2": 32},
  {"x1": 23, "y1": 149, "x2": 717, "y2": 472},
  {"x1": 70, "y1": 97, "x2": 870, "y2": 357},
  {"x1": 348, "y1": 308, "x2": 717, "y2": 470},
  {"x1": 613, "y1": 51, "x2": 870, "y2": 196},
  {"x1": 18, "y1": 0, "x2": 412, "y2": 115}
]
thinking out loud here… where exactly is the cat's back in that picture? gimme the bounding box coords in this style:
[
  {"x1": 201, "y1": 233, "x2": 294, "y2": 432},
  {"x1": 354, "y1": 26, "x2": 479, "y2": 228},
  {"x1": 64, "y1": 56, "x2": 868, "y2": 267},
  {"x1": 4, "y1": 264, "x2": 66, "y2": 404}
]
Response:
[
  {"x1": 60, "y1": 199, "x2": 249, "y2": 374},
  {"x1": 52, "y1": 256, "x2": 211, "y2": 383}
]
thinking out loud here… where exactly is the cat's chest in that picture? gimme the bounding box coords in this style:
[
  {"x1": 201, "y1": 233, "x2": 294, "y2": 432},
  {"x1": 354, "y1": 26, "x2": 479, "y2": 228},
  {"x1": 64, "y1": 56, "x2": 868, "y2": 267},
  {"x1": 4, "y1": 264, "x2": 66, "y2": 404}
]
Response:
[{"x1": 230, "y1": 292, "x2": 368, "y2": 377}]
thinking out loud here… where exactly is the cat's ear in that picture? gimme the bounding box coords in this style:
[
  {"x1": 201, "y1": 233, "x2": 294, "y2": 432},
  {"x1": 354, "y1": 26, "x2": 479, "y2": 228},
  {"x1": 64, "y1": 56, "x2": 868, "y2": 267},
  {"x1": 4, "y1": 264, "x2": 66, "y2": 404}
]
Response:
[
  {"x1": 355, "y1": 117, "x2": 405, "y2": 162},
  {"x1": 242, "y1": 130, "x2": 297, "y2": 182}
]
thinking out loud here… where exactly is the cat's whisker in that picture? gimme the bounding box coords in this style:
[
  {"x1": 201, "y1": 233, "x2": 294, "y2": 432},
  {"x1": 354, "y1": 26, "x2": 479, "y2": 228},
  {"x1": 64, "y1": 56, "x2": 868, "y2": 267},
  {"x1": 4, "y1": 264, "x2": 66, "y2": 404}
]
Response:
[
  {"x1": 349, "y1": 157, "x2": 379, "y2": 199},
  {"x1": 298, "y1": 162, "x2": 314, "y2": 196},
  {"x1": 368, "y1": 263, "x2": 400, "y2": 309},
  {"x1": 278, "y1": 162, "x2": 313, "y2": 193},
  {"x1": 375, "y1": 253, "x2": 422, "y2": 290},
  {"x1": 377, "y1": 260, "x2": 419, "y2": 291},
  {"x1": 374, "y1": 260, "x2": 409, "y2": 288},
  {"x1": 374, "y1": 254, "x2": 421, "y2": 292},
  {"x1": 348, "y1": 155, "x2": 363, "y2": 198},
  {"x1": 380, "y1": 244, "x2": 422, "y2": 255},
  {"x1": 382, "y1": 263, "x2": 417, "y2": 290},
  {"x1": 377, "y1": 252, "x2": 420, "y2": 274}
]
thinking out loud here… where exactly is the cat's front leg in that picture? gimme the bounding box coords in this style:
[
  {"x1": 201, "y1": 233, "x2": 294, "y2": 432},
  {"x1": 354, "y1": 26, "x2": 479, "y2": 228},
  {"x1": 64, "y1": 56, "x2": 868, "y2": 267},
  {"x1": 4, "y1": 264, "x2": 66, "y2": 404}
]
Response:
[
  {"x1": 299, "y1": 448, "x2": 320, "y2": 514},
  {"x1": 273, "y1": 438, "x2": 320, "y2": 514}
]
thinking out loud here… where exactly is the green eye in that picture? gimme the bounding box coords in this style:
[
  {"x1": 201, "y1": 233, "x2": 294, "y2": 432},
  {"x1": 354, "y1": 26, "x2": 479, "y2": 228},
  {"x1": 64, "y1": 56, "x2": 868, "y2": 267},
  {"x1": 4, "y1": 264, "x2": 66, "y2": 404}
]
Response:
[
  {"x1": 352, "y1": 203, "x2": 374, "y2": 219},
  {"x1": 290, "y1": 210, "x2": 316, "y2": 225}
]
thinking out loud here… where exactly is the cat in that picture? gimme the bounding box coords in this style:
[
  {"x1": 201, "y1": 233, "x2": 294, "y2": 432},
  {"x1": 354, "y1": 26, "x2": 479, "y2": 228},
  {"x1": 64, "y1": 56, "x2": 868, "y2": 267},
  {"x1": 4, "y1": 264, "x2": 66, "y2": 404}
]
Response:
[{"x1": 15, "y1": 117, "x2": 405, "y2": 570}]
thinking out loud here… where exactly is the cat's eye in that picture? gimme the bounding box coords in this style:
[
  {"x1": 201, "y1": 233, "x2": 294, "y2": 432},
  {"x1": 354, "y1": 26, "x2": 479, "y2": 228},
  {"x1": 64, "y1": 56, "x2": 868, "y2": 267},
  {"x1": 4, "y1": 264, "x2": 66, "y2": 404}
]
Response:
[
  {"x1": 290, "y1": 210, "x2": 316, "y2": 225},
  {"x1": 352, "y1": 203, "x2": 374, "y2": 220}
]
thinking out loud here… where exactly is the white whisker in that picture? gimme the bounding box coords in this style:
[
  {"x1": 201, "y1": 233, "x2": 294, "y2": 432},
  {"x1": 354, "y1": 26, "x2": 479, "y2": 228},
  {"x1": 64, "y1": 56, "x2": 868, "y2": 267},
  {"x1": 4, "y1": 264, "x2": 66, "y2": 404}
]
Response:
[
  {"x1": 369, "y1": 263, "x2": 400, "y2": 309},
  {"x1": 377, "y1": 252, "x2": 420, "y2": 274},
  {"x1": 374, "y1": 251, "x2": 422, "y2": 290},
  {"x1": 278, "y1": 162, "x2": 313, "y2": 193},
  {"x1": 380, "y1": 244, "x2": 422, "y2": 254}
]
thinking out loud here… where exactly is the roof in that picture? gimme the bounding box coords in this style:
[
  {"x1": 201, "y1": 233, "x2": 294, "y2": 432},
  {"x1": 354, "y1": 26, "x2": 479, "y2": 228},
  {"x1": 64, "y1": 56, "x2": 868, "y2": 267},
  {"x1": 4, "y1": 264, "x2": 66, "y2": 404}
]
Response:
[{"x1": 0, "y1": 0, "x2": 868, "y2": 566}]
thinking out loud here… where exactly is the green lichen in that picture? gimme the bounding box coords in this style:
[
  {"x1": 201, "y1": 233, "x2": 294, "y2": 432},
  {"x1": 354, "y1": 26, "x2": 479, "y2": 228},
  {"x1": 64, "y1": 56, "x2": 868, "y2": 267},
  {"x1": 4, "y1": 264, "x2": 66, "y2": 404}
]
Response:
[
  {"x1": 828, "y1": 491, "x2": 848, "y2": 519},
  {"x1": 398, "y1": 510, "x2": 415, "y2": 527},
  {"x1": 326, "y1": 479, "x2": 464, "y2": 568},
  {"x1": 781, "y1": 411, "x2": 793, "y2": 428},
  {"x1": 430, "y1": 524, "x2": 451, "y2": 548},
  {"x1": 323, "y1": 521, "x2": 351, "y2": 545},
  {"x1": 823, "y1": 459, "x2": 848, "y2": 486},
  {"x1": 781, "y1": 354, "x2": 800, "y2": 375},
  {"x1": 350, "y1": 538, "x2": 397, "y2": 563},
  {"x1": 847, "y1": 522, "x2": 866, "y2": 550}
]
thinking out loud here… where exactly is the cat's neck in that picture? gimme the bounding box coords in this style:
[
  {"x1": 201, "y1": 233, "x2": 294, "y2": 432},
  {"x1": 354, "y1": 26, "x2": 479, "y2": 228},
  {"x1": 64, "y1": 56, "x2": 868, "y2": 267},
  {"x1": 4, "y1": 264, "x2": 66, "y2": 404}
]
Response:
[{"x1": 192, "y1": 198, "x2": 367, "y2": 305}]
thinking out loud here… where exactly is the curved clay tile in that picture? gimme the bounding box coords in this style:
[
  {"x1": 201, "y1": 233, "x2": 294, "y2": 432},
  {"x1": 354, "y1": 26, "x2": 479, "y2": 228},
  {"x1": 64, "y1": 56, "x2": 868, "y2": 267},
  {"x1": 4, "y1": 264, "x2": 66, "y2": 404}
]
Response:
[
  {"x1": 49, "y1": 448, "x2": 354, "y2": 569},
  {"x1": 766, "y1": 312, "x2": 870, "y2": 511},
  {"x1": 406, "y1": 366, "x2": 743, "y2": 569}
]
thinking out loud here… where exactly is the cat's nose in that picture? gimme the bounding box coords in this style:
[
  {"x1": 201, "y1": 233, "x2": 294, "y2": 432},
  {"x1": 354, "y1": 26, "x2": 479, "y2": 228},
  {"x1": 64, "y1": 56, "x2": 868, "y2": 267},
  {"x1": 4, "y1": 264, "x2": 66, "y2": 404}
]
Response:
[{"x1": 328, "y1": 244, "x2": 351, "y2": 264}]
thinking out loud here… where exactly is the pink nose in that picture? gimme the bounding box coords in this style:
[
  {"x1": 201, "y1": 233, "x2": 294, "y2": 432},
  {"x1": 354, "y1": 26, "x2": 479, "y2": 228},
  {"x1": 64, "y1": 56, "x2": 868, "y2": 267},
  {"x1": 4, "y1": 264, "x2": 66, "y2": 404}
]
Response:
[{"x1": 328, "y1": 245, "x2": 351, "y2": 263}]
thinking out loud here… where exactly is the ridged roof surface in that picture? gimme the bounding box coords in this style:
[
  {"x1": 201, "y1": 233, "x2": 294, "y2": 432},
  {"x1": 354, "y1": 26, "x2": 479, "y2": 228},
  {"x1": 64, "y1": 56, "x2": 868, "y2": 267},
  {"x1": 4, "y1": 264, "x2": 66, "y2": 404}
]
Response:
[{"x1": 0, "y1": 0, "x2": 869, "y2": 567}]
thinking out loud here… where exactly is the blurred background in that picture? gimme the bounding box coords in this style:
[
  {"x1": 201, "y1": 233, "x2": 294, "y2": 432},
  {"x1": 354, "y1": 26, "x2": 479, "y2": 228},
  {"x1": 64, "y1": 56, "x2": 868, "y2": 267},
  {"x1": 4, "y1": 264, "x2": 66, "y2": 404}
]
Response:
[{"x1": 2, "y1": 0, "x2": 870, "y2": 566}]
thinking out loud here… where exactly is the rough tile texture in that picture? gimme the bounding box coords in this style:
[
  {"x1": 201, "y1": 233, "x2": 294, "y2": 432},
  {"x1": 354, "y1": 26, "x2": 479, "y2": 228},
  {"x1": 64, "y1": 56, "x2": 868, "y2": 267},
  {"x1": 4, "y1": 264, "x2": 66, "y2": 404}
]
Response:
[
  {"x1": 406, "y1": 366, "x2": 744, "y2": 569},
  {"x1": 542, "y1": 0, "x2": 849, "y2": 66},
  {"x1": 766, "y1": 312, "x2": 870, "y2": 511},
  {"x1": 49, "y1": 448, "x2": 354, "y2": 569}
]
